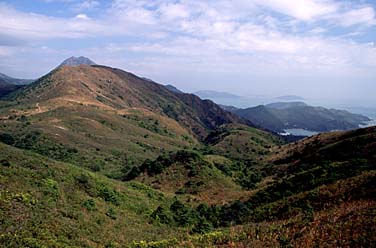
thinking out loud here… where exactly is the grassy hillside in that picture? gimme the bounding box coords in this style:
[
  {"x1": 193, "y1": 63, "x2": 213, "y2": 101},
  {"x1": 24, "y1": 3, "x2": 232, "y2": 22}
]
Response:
[
  {"x1": 0, "y1": 143, "x2": 186, "y2": 247},
  {"x1": 0, "y1": 64, "x2": 252, "y2": 178},
  {"x1": 1, "y1": 119, "x2": 375, "y2": 248},
  {"x1": 0, "y1": 103, "x2": 197, "y2": 179},
  {"x1": 129, "y1": 171, "x2": 375, "y2": 247},
  {"x1": 6, "y1": 65, "x2": 247, "y2": 139},
  {"x1": 204, "y1": 124, "x2": 284, "y2": 161},
  {"x1": 127, "y1": 150, "x2": 251, "y2": 205},
  {"x1": 128, "y1": 127, "x2": 376, "y2": 247}
]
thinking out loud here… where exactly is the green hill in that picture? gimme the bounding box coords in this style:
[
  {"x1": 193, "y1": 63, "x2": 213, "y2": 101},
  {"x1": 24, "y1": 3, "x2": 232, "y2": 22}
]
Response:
[
  {"x1": 204, "y1": 123, "x2": 283, "y2": 161},
  {"x1": 0, "y1": 142, "x2": 184, "y2": 247},
  {"x1": 0, "y1": 64, "x2": 250, "y2": 178},
  {"x1": 127, "y1": 150, "x2": 250, "y2": 205},
  {"x1": 6, "y1": 65, "x2": 247, "y2": 139}
]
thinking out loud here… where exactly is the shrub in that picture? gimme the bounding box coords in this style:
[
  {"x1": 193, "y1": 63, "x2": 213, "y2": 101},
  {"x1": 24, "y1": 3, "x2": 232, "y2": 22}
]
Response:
[
  {"x1": 99, "y1": 186, "x2": 121, "y2": 206},
  {"x1": 0, "y1": 159, "x2": 11, "y2": 167},
  {"x1": 150, "y1": 206, "x2": 172, "y2": 225},
  {"x1": 123, "y1": 166, "x2": 141, "y2": 181},
  {"x1": 0, "y1": 133, "x2": 15, "y2": 145},
  {"x1": 42, "y1": 178, "x2": 59, "y2": 201},
  {"x1": 83, "y1": 199, "x2": 96, "y2": 211},
  {"x1": 170, "y1": 200, "x2": 199, "y2": 227},
  {"x1": 76, "y1": 173, "x2": 90, "y2": 185},
  {"x1": 192, "y1": 218, "x2": 213, "y2": 234},
  {"x1": 106, "y1": 208, "x2": 117, "y2": 220}
]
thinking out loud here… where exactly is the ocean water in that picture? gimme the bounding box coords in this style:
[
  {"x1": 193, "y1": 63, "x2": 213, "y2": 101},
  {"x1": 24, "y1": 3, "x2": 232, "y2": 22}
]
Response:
[
  {"x1": 359, "y1": 119, "x2": 376, "y2": 128},
  {"x1": 280, "y1": 129, "x2": 319, "y2": 137}
]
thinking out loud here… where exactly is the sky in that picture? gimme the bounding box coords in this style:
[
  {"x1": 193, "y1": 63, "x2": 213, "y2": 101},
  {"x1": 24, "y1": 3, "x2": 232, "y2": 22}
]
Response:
[{"x1": 0, "y1": 0, "x2": 375, "y2": 106}]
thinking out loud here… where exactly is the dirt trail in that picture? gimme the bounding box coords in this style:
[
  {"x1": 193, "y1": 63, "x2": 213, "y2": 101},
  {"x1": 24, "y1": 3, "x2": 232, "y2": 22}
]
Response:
[{"x1": 36, "y1": 103, "x2": 41, "y2": 112}]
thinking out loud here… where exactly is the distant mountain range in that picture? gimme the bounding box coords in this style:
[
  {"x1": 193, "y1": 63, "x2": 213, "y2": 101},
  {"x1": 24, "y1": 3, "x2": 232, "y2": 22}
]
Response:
[
  {"x1": 227, "y1": 101, "x2": 370, "y2": 133},
  {"x1": 193, "y1": 90, "x2": 309, "y2": 109},
  {"x1": 193, "y1": 90, "x2": 271, "y2": 108},
  {"x1": 0, "y1": 81, "x2": 23, "y2": 97},
  {"x1": 0, "y1": 72, "x2": 34, "y2": 97},
  {"x1": 273, "y1": 95, "x2": 305, "y2": 101},
  {"x1": 0, "y1": 72, "x2": 33, "y2": 85},
  {"x1": 194, "y1": 90, "x2": 242, "y2": 99}
]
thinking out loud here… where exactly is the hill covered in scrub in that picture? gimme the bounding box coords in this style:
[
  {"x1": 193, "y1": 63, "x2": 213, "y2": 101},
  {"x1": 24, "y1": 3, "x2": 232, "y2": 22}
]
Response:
[
  {"x1": 0, "y1": 58, "x2": 375, "y2": 247},
  {"x1": 0, "y1": 63, "x2": 252, "y2": 178},
  {"x1": 231, "y1": 101, "x2": 370, "y2": 133}
]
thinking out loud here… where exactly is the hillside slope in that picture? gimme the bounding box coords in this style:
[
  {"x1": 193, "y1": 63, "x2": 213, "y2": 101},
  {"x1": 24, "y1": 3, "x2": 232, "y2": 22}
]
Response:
[
  {"x1": 0, "y1": 142, "x2": 183, "y2": 247},
  {"x1": 130, "y1": 150, "x2": 250, "y2": 205},
  {"x1": 204, "y1": 123, "x2": 283, "y2": 161},
  {"x1": 109, "y1": 126, "x2": 376, "y2": 247},
  {"x1": 7, "y1": 65, "x2": 248, "y2": 139},
  {"x1": 218, "y1": 126, "x2": 376, "y2": 226},
  {"x1": 0, "y1": 64, "x2": 253, "y2": 179}
]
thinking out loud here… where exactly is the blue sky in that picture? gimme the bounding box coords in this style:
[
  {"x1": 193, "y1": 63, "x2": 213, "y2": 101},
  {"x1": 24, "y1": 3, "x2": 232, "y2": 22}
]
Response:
[{"x1": 0, "y1": 0, "x2": 375, "y2": 106}]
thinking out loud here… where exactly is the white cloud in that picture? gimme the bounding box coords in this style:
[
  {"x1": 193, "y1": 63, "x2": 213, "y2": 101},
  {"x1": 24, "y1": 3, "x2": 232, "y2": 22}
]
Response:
[
  {"x1": 75, "y1": 13, "x2": 90, "y2": 20},
  {"x1": 256, "y1": 0, "x2": 338, "y2": 21},
  {"x1": 334, "y1": 6, "x2": 376, "y2": 27},
  {"x1": 158, "y1": 3, "x2": 190, "y2": 20},
  {"x1": 73, "y1": 0, "x2": 100, "y2": 11},
  {"x1": 0, "y1": 5, "x2": 105, "y2": 40},
  {"x1": 309, "y1": 27, "x2": 327, "y2": 34},
  {"x1": 1, "y1": 0, "x2": 376, "y2": 98}
]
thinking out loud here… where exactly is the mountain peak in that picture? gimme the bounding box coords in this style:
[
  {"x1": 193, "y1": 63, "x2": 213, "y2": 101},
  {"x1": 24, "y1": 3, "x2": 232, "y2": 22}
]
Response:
[{"x1": 59, "y1": 56, "x2": 96, "y2": 67}]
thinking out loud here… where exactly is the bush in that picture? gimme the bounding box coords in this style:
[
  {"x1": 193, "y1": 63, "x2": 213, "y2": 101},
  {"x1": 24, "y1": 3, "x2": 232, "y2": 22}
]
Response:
[
  {"x1": 106, "y1": 208, "x2": 117, "y2": 220},
  {"x1": 123, "y1": 166, "x2": 141, "y2": 181},
  {"x1": 192, "y1": 218, "x2": 213, "y2": 234},
  {"x1": 83, "y1": 199, "x2": 96, "y2": 211},
  {"x1": 150, "y1": 206, "x2": 172, "y2": 225},
  {"x1": 0, "y1": 159, "x2": 11, "y2": 167},
  {"x1": 197, "y1": 204, "x2": 221, "y2": 227},
  {"x1": 170, "y1": 200, "x2": 199, "y2": 227},
  {"x1": 0, "y1": 133, "x2": 15, "y2": 145},
  {"x1": 76, "y1": 173, "x2": 90, "y2": 185},
  {"x1": 42, "y1": 178, "x2": 59, "y2": 201},
  {"x1": 99, "y1": 186, "x2": 121, "y2": 206}
]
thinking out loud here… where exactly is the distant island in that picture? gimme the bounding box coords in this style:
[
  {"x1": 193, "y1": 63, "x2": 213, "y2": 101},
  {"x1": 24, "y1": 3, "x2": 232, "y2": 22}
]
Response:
[{"x1": 224, "y1": 101, "x2": 371, "y2": 135}]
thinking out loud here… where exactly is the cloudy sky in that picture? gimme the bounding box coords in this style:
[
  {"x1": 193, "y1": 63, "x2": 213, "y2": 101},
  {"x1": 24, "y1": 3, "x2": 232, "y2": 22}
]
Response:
[{"x1": 0, "y1": 0, "x2": 375, "y2": 105}]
